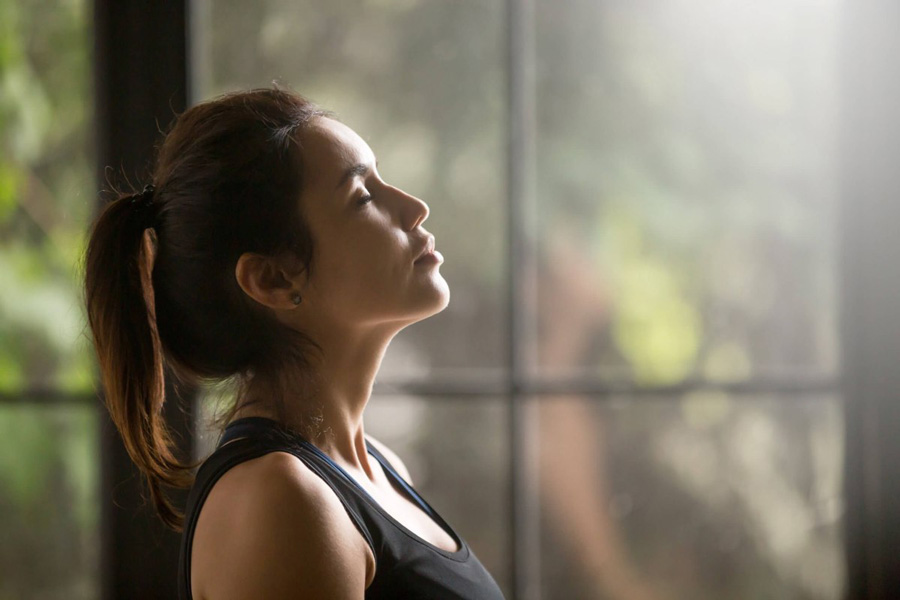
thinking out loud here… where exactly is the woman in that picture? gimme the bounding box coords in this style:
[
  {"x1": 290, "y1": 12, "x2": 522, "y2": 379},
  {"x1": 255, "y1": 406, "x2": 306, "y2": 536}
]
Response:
[{"x1": 83, "y1": 88, "x2": 506, "y2": 600}]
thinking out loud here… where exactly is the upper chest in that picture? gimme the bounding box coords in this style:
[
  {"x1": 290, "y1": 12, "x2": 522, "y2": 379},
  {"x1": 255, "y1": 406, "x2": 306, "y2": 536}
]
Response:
[{"x1": 343, "y1": 457, "x2": 460, "y2": 554}]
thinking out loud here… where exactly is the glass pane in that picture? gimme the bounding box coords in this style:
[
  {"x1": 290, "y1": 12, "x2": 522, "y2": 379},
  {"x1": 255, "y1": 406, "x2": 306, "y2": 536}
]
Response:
[
  {"x1": 0, "y1": 0, "x2": 95, "y2": 393},
  {"x1": 532, "y1": 394, "x2": 844, "y2": 599},
  {"x1": 196, "y1": 391, "x2": 512, "y2": 597},
  {"x1": 193, "y1": 0, "x2": 508, "y2": 380},
  {"x1": 0, "y1": 403, "x2": 99, "y2": 599},
  {"x1": 0, "y1": 0, "x2": 98, "y2": 596},
  {"x1": 533, "y1": 0, "x2": 841, "y2": 384}
]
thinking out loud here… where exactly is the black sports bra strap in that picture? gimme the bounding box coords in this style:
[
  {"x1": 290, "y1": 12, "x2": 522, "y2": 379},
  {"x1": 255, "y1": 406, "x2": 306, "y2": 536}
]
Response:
[{"x1": 365, "y1": 444, "x2": 437, "y2": 519}]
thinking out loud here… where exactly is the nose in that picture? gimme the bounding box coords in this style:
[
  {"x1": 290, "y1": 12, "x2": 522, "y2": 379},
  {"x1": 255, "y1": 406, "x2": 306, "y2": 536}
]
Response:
[{"x1": 392, "y1": 185, "x2": 429, "y2": 231}]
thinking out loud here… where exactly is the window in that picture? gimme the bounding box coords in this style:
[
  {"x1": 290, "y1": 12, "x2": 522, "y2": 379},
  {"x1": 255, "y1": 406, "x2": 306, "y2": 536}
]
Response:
[
  {"x1": 0, "y1": 0, "x2": 99, "y2": 597},
  {"x1": 191, "y1": 0, "x2": 844, "y2": 598},
  {"x1": 12, "y1": 0, "x2": 893, "y2": 598}
]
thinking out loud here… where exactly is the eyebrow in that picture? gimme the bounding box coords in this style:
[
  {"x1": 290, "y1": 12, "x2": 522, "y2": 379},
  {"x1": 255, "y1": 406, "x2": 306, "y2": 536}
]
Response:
[{"x1": 335, "y1": 161, "x2": 377, "y2": 191}]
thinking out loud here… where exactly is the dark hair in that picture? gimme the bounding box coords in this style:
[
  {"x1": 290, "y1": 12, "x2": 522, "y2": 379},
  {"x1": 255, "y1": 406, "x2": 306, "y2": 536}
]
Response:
[{"x1": 83, "y1": 87, "x2": 333, "y2": 531}]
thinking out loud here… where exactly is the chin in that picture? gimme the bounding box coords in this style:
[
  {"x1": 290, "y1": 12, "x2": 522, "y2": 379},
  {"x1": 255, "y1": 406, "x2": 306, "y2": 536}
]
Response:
[
  {"x1": 410, "y1": 279, "x2": 451, "y2": 321},
  {"x1": 432, "y1": 277, "x2": 451, "y2": 312}
]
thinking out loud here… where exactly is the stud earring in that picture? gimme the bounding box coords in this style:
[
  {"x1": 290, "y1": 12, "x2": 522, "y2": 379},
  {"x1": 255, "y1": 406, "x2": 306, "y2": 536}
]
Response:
[{"x1": 291, "y1": 293, "x2": 302, "y2": 305}]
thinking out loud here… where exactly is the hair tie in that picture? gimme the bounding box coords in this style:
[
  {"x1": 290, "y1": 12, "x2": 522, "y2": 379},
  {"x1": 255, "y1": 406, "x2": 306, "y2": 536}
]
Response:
[{"x1": 131, "y1": 184, "x2": 156, "y2": 209}]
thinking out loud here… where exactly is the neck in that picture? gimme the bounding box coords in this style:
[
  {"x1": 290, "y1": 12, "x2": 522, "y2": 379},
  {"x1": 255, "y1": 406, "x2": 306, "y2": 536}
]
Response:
[{"x1": 234, "y1": 321, "x2": 400, "y2": 482}]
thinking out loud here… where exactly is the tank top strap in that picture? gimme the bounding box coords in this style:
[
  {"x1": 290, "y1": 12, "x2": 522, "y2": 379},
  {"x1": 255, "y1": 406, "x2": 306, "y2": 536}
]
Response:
[{"x1": 364, "y1": 443, "x2": 439, "y2": 520}]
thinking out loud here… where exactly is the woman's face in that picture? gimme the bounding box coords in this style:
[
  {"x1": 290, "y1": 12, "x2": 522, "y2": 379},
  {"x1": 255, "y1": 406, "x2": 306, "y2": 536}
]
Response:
[{"x1": 294, "y1": 116, "x2": 449, "y2": 330}]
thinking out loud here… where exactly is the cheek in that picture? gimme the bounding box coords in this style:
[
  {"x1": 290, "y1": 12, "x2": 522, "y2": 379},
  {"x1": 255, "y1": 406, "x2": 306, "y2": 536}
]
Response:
[
  {"x1": 351, "y1": 237, "x2": 403, "y2": 285},
  {"x1": 320, "y1": 230, "x2": 400, "y2": 291},
  {"x1": 310, "y1": 211, "x2": 408, "y2": 299}
]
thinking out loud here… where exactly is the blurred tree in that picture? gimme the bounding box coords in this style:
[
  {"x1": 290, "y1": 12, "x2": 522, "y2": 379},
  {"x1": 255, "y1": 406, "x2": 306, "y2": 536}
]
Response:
[{"x1": 0, "y1": 0, "x2": 99, "y2": 598}]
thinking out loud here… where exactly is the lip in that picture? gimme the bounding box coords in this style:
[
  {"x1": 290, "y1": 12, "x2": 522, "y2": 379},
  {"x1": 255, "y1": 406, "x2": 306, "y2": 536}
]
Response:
[
  {"x1": 414, "y1": 250, "x2": 444, "y2": 265},
  {"x1": 414, "y1": 236, "x2": 436, "y2": 263}
]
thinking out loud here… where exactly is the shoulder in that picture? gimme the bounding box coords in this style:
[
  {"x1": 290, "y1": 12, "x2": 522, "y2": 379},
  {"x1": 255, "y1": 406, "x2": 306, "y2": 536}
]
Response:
[
  {"x1": 365, "y1": 434, "x2": 415, "y2": 486},
  {"x1": 191, "y1": 450, "x2": 373, "y2": 600}
]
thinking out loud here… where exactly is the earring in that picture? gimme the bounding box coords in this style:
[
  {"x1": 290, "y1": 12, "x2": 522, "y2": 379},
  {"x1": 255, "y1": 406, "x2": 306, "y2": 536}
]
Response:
[{"x1": 291, "y1": 293, "x2": 302, "y2": 305}]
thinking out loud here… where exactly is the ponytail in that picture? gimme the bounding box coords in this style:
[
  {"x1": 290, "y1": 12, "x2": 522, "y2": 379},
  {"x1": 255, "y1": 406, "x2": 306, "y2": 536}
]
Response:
[
  {"x1": 83, "y1": 187, "x2": 196, "y2": 531},
  {"x1": 82, "y1": 89, "x2": 331, "y2": 530}
]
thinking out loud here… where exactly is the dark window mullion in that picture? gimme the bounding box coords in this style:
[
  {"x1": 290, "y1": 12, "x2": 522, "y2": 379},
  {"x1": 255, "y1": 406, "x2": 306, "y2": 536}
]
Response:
[
  {"x1": 507, "y1": 0, "x2": 539, "y2": 598},
  {"x1": 93, "y1": 1, "x2": 195, "y2": 598},
  {"x1": 840, "y1": 0, "x2": 900, "y2": 597}
]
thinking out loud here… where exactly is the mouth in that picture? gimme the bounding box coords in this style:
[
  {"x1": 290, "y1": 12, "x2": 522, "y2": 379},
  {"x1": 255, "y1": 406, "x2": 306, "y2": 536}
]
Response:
[
  {"x1": 414, "y1": 236, "x2": 436, "y2": 263},
  {"x1": 414, "y1": 249, "x2": 444, "y2": 266}
]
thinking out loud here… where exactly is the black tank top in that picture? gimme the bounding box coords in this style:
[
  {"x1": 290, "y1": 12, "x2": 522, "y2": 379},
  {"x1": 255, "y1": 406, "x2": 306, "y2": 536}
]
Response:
[{"x1": 177, "y1": 416, "x2": 506, "y2": 599}]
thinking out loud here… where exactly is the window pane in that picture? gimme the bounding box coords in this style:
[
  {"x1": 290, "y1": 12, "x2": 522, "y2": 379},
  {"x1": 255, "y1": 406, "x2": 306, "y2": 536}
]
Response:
[
  {"x1": 532, "y1": 394, "x2": 844, "y2": 599},
  {"x1": 0, "y1": 0, "x2": 98, "y2": 596},
  {"x1": 533, "y1": 0, "x2": 841, "y2": 384},
  {"x1": 0, "y1": 0, "x2": 95, "y2": 393},
  {"x1": 192, "y1": 0, "x2": 508, "y2": 380},
  {"x1": 0, "y1": 403, "x2": 99, "y2": 599}
]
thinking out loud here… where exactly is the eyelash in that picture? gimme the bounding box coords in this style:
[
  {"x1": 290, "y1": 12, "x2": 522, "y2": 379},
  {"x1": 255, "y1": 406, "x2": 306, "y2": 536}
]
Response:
[{"x1": 357, "y1": 194, "x2": 373, "y2": 206}]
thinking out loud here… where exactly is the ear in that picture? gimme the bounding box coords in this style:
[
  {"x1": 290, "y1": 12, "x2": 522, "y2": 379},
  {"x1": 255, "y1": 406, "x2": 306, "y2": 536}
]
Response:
[{"x1": 234, "y1": 252, "x2": 305, "y2": 310}]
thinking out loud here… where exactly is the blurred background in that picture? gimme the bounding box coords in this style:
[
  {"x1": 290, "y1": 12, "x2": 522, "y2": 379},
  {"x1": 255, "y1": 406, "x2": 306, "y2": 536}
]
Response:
[{"x1": 2, "y1": 0, "x2": 899, "y2": 598}]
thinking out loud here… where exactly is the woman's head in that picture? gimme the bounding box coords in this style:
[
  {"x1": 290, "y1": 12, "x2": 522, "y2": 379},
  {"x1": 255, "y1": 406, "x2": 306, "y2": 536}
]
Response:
[
  {"x1": 237, "y1": 116, "x2": 449, "y2": 341},
  {"x1": 82, "y1": 87, "x2": 448, "y2": 530}
]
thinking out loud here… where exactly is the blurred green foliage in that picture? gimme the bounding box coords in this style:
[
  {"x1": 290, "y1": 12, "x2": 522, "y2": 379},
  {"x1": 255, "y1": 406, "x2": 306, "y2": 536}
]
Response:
[
  {"x1": 0, "y1": 0, "x2": 98, "y2": 598},
  {"x1": 0, "y1": 405, "x2": 98, "y2": 600},
  {"x1": 0, "y1": 0, "x2": 95, "y2": 395}
]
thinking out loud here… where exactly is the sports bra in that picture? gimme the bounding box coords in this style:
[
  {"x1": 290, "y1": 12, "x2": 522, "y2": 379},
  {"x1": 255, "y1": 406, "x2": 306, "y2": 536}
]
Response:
[{"x1": 177, "y1": 416, "x2": 507, "y2": 599}]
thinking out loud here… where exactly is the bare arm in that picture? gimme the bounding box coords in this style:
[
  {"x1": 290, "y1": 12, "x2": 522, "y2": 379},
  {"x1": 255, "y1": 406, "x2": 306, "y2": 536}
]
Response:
[{"x1": 193, "y1": 451, "x2": 372, "y2": 600}]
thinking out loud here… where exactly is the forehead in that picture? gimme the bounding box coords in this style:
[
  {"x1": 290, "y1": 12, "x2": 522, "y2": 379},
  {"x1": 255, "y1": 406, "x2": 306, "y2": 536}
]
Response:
[{"x1": 301, "y1": 117, "x2": 374, "y2": 189}]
